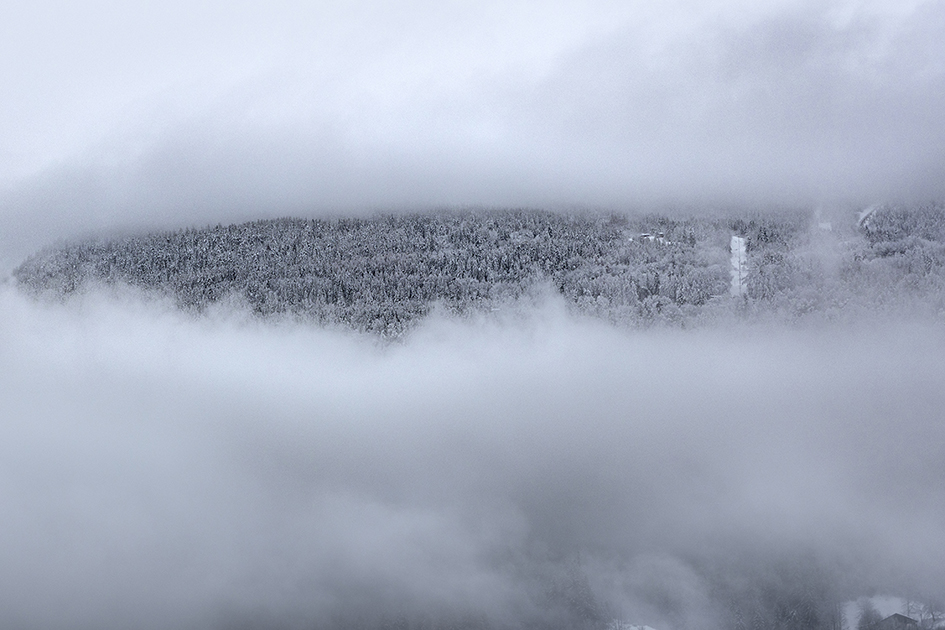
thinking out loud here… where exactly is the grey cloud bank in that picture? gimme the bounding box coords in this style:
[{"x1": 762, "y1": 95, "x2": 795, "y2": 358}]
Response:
[
  {"x1": 2, "y1": 0, "x2": 944, "y2": 264},
  {"x1": 2, "y1": 287, "x2": 945, "y2": 628}
]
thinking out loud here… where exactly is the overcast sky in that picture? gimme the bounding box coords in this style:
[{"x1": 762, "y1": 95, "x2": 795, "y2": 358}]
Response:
[{"x1": 1, "y1": 0, "x2": 944, "y2": 263}]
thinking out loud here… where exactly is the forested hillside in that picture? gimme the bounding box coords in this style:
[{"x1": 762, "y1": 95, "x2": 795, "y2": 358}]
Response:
[{"x1": 13, "y1": 204, "x2": 945, "y2": 335}]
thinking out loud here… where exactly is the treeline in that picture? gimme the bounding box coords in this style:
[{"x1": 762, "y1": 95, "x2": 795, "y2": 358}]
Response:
[
  {"x1": 13, "y1": 204, "x2": 945, "y2": 335},
  {"x1": 12, "y1": 209, "x2": 729, "y2": 335}
]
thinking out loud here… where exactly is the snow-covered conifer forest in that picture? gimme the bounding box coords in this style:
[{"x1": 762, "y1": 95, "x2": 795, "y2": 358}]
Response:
[{"x1": 14, "y1": 203, "x2": 945, "y2": 336}]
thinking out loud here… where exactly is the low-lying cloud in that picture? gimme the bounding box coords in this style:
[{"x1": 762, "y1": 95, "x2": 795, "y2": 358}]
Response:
[{"x1": 3, "y1": 285, "x2": 945, "y2": 629}]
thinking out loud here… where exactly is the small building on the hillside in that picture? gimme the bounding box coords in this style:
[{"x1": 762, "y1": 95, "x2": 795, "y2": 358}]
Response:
[
  {"x1": 874, "y1": 614, "x2": 918, "y2": 630},
  {"x1": 639, "y1": 232, "x2": 670, "y2": 245}
]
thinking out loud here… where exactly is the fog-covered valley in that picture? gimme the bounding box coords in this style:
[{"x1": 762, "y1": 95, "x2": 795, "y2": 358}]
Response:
[{"x1": 3, "y1": 274, "x2": 945, "y2": 628}]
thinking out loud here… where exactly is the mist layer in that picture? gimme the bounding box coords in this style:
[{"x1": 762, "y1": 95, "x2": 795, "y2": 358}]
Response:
[{"x1": 2, "y1": 286, "x2": 944, "y2": 628}]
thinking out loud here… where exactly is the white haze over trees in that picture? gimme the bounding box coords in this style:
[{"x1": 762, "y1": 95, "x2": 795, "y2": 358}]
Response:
[{"x1": 2, "y1": 1, "x2": 945, "y2": 629}]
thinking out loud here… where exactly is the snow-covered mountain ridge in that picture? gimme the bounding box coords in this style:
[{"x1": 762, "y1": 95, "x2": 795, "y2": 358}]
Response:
[{"x1": 14, "y1": 204, "x2": 945, "y2": 335}]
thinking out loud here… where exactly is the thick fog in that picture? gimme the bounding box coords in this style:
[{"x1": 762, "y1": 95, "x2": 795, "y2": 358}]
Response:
[
  {"x1": 2, "y1": 285, "x2": 945, "y2": 629},
  {"x1": 2, "y1": 0, "x2": 945, "y2": 262},
  {"x1": 3, "y1": 2, "x2": 945, "y2": 627}
]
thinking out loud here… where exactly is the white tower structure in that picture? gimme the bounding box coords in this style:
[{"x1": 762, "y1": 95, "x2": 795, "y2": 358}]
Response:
[{"x1": 730, "y1": 235, "x2": 748, "y2": 297}]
